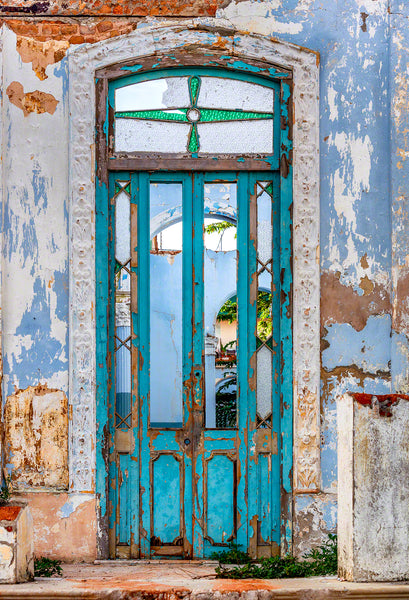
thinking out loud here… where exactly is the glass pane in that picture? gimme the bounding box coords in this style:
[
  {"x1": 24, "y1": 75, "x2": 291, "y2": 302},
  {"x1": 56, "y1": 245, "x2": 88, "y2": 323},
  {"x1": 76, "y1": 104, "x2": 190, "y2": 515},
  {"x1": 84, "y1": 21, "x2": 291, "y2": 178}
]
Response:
[
  {"x1": 115, "y1": 322, "x2": 131, "y2": 427},
  {"x1": 198, "y1": 77, "x2": 274, "y2": 112},
  {"x1": 115, "y1": 190, "x2": 130, "y2": 265},
  {"x1": 150, "y1": 183, "x2": 183, "y2": 427},
  {"x1": 256, "y1": 181, "x2": 274, "y2": 426},
  {"x1": 204, "y1": 183, "x2": 238, "y2": 428},
  {"x1": 115, "y1": 119, "x2": 190, "y2": 153},
  {"x1": 256, "y1": 345, "x2": 272, "y2": 420},
  {"x1": 198, "y1": 120, "x2": 273, "y2": 154},
  {"x1": 257, "y1": 184, "x2": 273, "y2": 264},
  {"x1": 115, "y1": 77, "x2": 191, "y2": 112},
  {"x1": 114, "y1": 181, "x2": 131, "y2": 429},
  {"x1": 257, "y1": 289, "x2": 272, "y2": 342}
]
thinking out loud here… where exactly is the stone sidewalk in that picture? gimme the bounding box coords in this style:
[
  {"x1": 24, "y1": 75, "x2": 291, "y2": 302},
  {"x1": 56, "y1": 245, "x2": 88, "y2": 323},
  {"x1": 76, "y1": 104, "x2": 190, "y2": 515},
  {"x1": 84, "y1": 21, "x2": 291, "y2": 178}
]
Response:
[{"x1": 1, "y1": 561, "x2": 409, "y2": 599}]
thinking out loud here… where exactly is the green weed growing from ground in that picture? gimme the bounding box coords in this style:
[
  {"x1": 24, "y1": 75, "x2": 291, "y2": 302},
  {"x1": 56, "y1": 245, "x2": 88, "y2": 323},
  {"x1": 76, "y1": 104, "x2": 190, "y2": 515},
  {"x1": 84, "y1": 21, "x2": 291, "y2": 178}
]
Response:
[
  {"x1": 34, "y1": 557, "x2": 63, "y2": 578},
  {"x1": 210, "y1": 542, "x2": 252, "y2": 565},
  {"x1": 215, "y1": 534, "x2": 337, "y2": 579}
]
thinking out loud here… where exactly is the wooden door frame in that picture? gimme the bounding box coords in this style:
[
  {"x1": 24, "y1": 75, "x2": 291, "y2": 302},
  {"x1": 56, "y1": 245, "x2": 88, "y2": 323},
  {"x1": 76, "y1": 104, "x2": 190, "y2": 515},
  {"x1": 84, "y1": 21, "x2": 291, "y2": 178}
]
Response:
[
  {"x1": 98, "y1": 60, "x2": 292, "y2": 559},
  {"x1": 67, "y1": 25, "x2": 320, "y2": 559}
]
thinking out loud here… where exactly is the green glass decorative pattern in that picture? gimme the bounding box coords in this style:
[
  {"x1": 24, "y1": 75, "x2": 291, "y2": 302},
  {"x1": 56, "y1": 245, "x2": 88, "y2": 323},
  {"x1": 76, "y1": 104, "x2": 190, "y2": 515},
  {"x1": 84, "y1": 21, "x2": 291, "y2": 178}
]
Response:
[
  {"x1": 188, "y1": 124, "x2": 199, "y2": 153},
  {"x1": 116, "y1": 109, "x2": 188, "y2": 122},
  {"x1": 199, "y1": 108, "x2": 274, "y2": 122},
  {"x1": 115, "y1": 182, "x2": 131, "y2": 194},
  {"x1": 189, "y1": 75, "x2": 200, "y2": 106},
  {"x1": 115, "y1": 75, "x2": 274, "y2": 154}
]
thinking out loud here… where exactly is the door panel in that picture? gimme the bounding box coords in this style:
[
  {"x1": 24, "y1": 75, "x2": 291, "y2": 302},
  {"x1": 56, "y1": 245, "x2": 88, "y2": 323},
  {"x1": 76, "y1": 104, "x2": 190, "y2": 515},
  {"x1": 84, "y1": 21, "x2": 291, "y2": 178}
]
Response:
[
  {"x1": 204, "y1": 452, "x2": 236, "y2": 545},
  {"x1": 108, "y1": 171, "x2": 283, "y2": 558}
]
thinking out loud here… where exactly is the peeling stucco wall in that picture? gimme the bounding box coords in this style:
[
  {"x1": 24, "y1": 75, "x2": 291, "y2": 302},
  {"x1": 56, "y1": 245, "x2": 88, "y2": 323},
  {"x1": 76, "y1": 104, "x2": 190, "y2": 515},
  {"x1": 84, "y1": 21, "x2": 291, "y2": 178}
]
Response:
[
  {"x1": 0, "y1": 0, "x2": 407, "y2": 561},
  {"x1": 4, "y1": 384, "x2": 68, "y2": 489}
]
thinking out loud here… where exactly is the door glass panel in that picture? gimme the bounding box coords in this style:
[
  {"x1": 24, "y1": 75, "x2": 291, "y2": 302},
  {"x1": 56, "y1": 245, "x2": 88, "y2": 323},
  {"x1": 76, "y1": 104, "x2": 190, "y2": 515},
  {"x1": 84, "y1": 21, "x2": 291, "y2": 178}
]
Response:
[
  {"x1": 204, "y1": 183, "x2": 238, "y2": 428},
  {"x1": 150, "y1": 183, "x2": 183, "y2": 427},
  {"x1": 256, "y1": 182, "x2": 274, "y2": 429},
  {"x1": 114, "y1": 180, "x2": 131, "y2": 429}
]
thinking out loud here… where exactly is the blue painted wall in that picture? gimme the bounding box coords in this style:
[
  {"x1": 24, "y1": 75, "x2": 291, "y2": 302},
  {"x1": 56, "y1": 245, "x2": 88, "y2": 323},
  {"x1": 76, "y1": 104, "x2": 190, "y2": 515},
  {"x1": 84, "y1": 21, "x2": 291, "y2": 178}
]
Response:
[{"x1": 1, "y1": 0, "x2": 409, "y2": 556}]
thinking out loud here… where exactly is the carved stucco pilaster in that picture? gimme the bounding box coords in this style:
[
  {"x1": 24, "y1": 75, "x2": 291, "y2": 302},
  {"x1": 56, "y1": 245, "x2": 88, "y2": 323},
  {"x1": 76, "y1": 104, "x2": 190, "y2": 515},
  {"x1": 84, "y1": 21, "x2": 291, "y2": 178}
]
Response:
[{"x1": 68, "y1": 22, "x2": 320, "y2": 494}]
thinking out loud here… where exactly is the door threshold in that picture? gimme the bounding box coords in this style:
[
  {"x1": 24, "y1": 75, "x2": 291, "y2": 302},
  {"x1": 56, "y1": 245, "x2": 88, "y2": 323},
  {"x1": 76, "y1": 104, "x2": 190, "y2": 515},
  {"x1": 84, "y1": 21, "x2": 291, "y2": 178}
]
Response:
[{"x1": 94, "y1": 559, "x2": 219, "y2": 565}]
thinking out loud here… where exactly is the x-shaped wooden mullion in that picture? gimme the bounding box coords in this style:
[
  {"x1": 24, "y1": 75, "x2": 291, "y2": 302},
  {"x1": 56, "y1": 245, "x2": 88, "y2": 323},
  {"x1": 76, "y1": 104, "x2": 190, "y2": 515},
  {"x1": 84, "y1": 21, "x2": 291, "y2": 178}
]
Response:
[
  {"x1": 113, "y1": 181, "x2": 131, "y2": 199},
  {"x1": 256, "y1": 181, "x2": 273, "y2": 198},
  {"x1": 257, "y1": 413, "x2": 272, "y2": 428},
  {"x1": 115, "y1": 412, "x2": 132, "y2": 428},
  {"x1": 257, "y1": 259, "x2": 273, "y2": 277},
  {"x1": 114, "y1": 334, "x2": 132, "y2": 352},
  {"x1": 116, "y1": 258, "x2": 131, "y2": 275}
]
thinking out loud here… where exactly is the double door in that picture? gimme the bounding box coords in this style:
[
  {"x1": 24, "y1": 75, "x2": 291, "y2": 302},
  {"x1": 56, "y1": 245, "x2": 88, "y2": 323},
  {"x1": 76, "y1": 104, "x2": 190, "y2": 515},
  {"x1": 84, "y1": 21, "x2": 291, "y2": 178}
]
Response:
[{"x1": 109, "y1": 170, "x2": 286, "y2": 558}]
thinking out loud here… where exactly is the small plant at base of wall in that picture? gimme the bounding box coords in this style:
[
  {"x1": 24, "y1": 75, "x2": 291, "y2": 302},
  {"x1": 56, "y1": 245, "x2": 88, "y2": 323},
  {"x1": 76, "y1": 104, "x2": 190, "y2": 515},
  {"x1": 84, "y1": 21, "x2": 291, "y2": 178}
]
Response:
[
  {"x1": 34, "y1": 557, "x2": 63, "y2": 578},
  {"x1": 215, "y1": 534, "x2": 337, "y2": 579},
  {"x1": 0, "y1": 475, "x2": 12, "y2": 506},
  {"x1": 210, "y1": 542, "x2": 252, "y2": 564}
]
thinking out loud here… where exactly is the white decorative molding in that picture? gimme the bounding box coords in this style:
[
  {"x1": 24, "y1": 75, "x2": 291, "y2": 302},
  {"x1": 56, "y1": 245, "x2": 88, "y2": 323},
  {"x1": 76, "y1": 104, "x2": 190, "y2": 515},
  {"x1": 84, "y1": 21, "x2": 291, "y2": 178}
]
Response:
[{"x1": 68, "y1": 22, "x2": 320, "y2": 494}]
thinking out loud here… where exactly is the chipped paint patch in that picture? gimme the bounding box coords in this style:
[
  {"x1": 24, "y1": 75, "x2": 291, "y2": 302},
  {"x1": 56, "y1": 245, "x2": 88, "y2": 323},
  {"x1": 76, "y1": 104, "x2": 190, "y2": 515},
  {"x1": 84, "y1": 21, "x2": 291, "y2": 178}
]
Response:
[
  {"x1": 4, "y1": 384, "x2": 68, "y2": 489},
  {"x1": 322, "y1": 314, "x2": 391, "y2": 374},
  {"x1": 321, "y1": 271, "x2": 391, "y2": 332},
  {"x1": 16, "y1": 36, "x2": 69, "y2": 80},
  {"x1": 6, "y1": 81, "x2": 59, "y2": 116},
  {"x1": 58, "y1": 496, "x2": 89, "y2": 519},
  {"x1": 293, "y1": 493, "x2": 337, "y2": 558},
  {"x1": 13, "y1": 493, "x2": 97, "y2": 562}
]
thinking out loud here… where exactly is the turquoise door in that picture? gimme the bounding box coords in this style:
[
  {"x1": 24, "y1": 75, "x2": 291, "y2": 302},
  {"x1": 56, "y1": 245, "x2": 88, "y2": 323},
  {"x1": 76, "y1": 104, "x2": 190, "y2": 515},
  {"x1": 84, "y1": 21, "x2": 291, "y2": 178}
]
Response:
[{"x1": 107, "y1": 169, "x2": 291, "y2": 559}]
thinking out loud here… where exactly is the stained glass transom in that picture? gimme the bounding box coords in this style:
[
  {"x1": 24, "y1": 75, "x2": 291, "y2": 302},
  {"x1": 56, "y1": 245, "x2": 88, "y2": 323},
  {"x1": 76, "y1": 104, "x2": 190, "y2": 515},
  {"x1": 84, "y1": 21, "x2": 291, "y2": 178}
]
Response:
[{"x1": 114, "y1": 75, "x2": 274, "y2": 155}]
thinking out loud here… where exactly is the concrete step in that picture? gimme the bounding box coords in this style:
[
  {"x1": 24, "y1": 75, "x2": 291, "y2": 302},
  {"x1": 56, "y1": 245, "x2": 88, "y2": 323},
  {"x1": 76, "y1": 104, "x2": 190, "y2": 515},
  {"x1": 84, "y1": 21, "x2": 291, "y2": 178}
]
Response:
[{"x1": 0, "y1": 563, "x2": 409, "y2": 599}]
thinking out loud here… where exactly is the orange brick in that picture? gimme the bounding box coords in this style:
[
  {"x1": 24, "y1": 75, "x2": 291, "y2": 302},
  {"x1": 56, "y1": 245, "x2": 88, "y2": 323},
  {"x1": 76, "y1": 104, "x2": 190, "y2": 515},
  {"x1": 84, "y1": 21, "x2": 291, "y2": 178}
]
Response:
[
  {"x1": 80, "y1": 24, "x2": 95, "y2": 35},
  {"x1": 41, "y1": 22, "x2": 61, "y2": 36},
  {"x1": 13, "y1": 22, "x2": 40, "y2": 36},
  {"x1": 96, "y1": 20, "x2": 113, "y2": 33},
  {"x1": 61, "y1": 24, "x2": 78, "y2": 35},
  {"x1": 69, "y1": 34, "x2": 85, "y2": 44}
]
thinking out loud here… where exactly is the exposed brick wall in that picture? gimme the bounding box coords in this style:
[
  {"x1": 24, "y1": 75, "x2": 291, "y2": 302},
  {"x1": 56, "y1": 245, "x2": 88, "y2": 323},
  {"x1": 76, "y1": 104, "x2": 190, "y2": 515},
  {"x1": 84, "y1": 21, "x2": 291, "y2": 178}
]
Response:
[
  {"x1": 0, "y1": 0, "x2": 227, "y2": 17},
  {"x1": 3, "y1": 18, "x2": 139, "y2": 43}
]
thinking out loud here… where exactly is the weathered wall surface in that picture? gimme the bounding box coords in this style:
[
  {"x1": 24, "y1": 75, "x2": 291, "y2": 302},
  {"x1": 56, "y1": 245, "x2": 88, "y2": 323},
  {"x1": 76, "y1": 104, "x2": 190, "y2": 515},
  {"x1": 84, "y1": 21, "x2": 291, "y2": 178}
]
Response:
[
  {"x1": 0, "y1": 0, "x2": 407, "y2": 560},
  {"x1": 13, "y1": 493, "x2": 97, "y2": 562},
  {"x1": 4, "y1": 384, "x2": 68, "y2": 489},
  {"x1": 338, "y1": 394, "x2": 409, "y2": 581}
]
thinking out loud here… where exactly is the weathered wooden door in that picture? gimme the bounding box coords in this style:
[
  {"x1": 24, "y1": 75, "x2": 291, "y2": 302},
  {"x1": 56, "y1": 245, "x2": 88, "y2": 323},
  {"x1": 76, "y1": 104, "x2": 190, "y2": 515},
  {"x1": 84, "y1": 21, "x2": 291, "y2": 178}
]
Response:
[
  {"x1": 108, "y1": 170, "x2": 290, "y2": 558},
  {"x1": 96, "y1": 64, "x2": 293, "y2": 559}
]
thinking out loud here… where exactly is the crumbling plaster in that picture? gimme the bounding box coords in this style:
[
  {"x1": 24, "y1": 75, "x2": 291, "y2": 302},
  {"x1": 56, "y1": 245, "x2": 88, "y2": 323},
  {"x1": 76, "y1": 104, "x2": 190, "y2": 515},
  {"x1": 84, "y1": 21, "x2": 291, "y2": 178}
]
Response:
[{"x1": 0, "y1": 0, "x2": 406, "y2": 559}]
